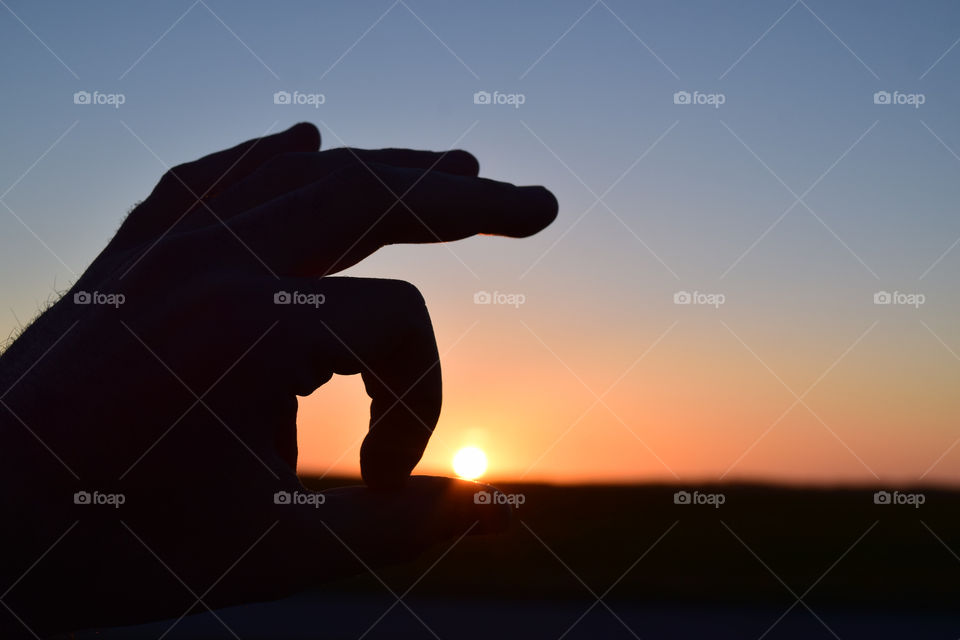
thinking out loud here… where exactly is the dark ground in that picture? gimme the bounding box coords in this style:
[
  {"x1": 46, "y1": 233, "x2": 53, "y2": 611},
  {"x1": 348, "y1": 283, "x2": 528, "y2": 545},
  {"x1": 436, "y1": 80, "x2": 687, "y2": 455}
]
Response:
[{"x1": 73, "y1": 479, "x2": 960, "y2": 639}]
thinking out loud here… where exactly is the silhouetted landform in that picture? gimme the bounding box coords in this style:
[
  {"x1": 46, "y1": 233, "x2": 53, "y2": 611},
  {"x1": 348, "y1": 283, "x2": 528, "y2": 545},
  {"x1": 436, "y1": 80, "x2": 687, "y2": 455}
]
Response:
[
  {"x1": 71, "y1": 480, "x2": 960, "y2": 639},
  {"x1": 298, "y1": 478, "x2": 958, "y2": 608}
]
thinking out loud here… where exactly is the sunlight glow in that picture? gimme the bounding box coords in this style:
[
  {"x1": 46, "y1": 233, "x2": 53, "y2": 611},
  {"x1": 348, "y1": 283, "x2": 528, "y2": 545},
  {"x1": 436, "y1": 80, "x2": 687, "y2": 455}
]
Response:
[{"x1": 453, "y1": 446, "x2": 487, "y2": 480}]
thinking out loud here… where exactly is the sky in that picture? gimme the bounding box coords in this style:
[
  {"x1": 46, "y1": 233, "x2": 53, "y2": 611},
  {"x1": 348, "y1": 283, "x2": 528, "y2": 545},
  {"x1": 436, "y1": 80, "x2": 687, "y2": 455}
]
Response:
[{"x1": 2, "y1": 0, "x2": 960, "y2": 485}]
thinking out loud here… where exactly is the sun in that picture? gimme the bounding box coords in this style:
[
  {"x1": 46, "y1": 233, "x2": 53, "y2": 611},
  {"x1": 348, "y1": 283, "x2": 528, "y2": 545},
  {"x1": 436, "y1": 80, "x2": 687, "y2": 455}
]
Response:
[{"x1": 452, "y1": 446, "x2": 487, "y2": 480}]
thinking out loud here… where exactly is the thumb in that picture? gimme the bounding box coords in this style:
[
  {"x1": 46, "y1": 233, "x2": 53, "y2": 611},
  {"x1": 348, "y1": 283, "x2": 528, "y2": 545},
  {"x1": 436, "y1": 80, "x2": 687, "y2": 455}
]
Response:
[
  {"x1": 259, "y1": 476, "x2": 512, "y2": 590},
  {"x1": 320, "y1": 475, "x2": 513, "y2": 563},
  {"x1": 190, "y1": 477, "x2": 514, "y2": 613}
]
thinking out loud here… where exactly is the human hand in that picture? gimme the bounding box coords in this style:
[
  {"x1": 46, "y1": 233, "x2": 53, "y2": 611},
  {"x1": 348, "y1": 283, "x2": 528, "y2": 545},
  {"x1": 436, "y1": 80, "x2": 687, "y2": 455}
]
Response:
[{"x1": 0, "y1": 123, "x2": 556, "y2": 635}]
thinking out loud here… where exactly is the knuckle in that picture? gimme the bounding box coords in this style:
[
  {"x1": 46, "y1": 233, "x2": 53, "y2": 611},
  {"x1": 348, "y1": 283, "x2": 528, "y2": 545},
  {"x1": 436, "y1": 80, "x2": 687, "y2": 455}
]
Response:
[
  {"x1": 325, "y1": 148, "x2": 354, "y2": 165},
  {"x1": 388, "y1": 281, "x2": 434, "y2": 343},
  {"x1": 381, "y1": 279, "x2": 427, "y2": 309},
  {"x1": 159, "y1": 162, "x2": 192, "y2": 189}
]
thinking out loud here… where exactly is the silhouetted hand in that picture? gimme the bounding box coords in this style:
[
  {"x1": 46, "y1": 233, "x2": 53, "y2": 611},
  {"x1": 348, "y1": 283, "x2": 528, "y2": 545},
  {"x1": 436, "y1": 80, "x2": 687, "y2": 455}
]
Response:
[{"x1": 0, "y1": 123, "x2": 557, "y2": 636}]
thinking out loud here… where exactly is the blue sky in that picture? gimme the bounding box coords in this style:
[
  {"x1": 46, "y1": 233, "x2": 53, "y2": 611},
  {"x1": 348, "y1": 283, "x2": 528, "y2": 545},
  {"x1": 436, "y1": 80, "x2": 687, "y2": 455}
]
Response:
[{"x1": 3, "y1": 1, "x2": 960, "y2": 482}]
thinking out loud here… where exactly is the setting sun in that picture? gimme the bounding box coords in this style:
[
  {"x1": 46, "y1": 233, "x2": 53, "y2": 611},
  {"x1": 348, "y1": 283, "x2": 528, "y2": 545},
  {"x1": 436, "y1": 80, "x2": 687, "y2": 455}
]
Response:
[{"x1": 453, "y1": 447, "x2": 488, "y2": 480}]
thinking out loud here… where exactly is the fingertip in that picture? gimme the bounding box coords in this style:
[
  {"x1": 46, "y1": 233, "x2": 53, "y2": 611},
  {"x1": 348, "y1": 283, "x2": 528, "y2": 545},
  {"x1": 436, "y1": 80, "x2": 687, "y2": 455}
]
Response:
[
  {"x1": 445, "y1": 149, "x2": 480, "y2": 177},
  {"x1": 354, "y1": 473, "x2": 513, "y2": 534},
  {"x1": 465, "y1": 483, "x2": 513, "y2": 534},
  {"x1": 511, "y1": 185, "x2": 559, "y2": 237},
  {"x1": 536, "y1": 185, "x2": 559, "y2": 223},
  {"x1": 401, "y1": 477, "x2": 512, "y2": 536}
]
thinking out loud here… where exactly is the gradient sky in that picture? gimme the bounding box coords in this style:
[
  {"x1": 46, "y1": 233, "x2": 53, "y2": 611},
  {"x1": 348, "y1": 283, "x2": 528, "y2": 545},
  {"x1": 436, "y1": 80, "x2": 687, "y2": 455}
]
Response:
[{"x1": 2, "y1": 0, "x2": 960, "y2": 484}]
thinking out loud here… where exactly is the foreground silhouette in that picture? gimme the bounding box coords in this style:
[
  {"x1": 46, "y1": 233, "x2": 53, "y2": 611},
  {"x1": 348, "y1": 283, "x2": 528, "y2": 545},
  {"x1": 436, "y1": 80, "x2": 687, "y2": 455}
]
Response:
[{"x1": 0, "y1": 122, "x2": 557, "y2": 636}]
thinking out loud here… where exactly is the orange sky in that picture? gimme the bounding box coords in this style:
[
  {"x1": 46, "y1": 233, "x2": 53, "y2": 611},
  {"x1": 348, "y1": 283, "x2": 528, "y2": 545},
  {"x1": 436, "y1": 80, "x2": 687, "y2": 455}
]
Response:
[{"x1": 296, "y1": 266, "x2": 960, "y2": 485}]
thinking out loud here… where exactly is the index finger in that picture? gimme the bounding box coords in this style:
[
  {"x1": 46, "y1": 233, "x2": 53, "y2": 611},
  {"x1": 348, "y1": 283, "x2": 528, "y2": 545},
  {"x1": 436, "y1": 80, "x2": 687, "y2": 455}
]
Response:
[
  {"x1": 221, "y1": 163, "x2": 558, "y2": 276},
  {"x1": 195, "y1": 148, "x2": 480, "y2": 224}
]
